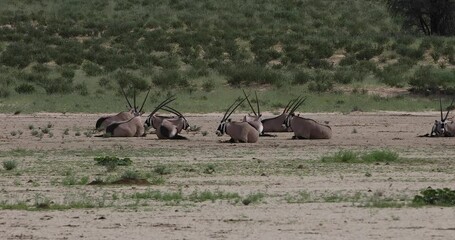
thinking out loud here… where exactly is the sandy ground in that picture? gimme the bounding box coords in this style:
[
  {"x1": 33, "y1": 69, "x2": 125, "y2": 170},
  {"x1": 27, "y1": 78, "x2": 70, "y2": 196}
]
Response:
[{"x1": 0, "y1": 111, "x2": 455, "y2": 239}]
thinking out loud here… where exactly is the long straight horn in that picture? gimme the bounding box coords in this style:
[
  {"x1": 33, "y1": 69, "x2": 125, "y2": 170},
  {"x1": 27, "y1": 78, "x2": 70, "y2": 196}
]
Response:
[
  {"x1": 290, "y1": 96, "x2": 306, "y2": 114},
  {"x1": 133, "y1": 88, "x2": 137, "y2": 111},
  {"x1": 242, "y1": 89, "x2": 257, "y2": 116},
  {"x1": 139, "y1": 88, "x2": 151, "y2": 113},
  {"x1": 440, "y1": 97, "x2": 444, "y2": 121},
  {"x1": 162, "y1": 105, "x2": 182, "y2": 117},
  {"x1": 255, "y1": 91, "x2": 260, "y2": 115},
  {"x1": 120, "y1": 88, "x2": 133, "y2": 109},
  {"x1": 225, "y1": 97, "x2": 247, "y2": 121},
  {"x1": 284, "y1": 98, "x2": 297, "y2": 114},
  {"x1": 149, "y1": 96, "x2": 176, "y2": 117},
  {"x1": 221, "y1": 98, "x2": 241, "y2": 122},
  {"x1": 444, "y1": 98, "x2": 455, "y2": 121}
]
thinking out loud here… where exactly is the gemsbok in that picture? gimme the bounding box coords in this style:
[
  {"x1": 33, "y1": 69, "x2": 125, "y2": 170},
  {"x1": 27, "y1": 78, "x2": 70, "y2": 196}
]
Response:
[
  {"x1": 241, "y1": 90, "x2": 263, "y2": 134},
  {"x1": 155, "y1": 105, "x2": 190, "y2": 139},
  {"x1": 283, "y1": 97, "x2": 332, "y2": 139},
  {"x1": 144, "y1": 96, "x2": 177, "y2": 130},
  {"x1": 216, "y1": 97, "x2": 259, "y2": 143},
  {"x1": 103, "y1": 89, "x2": 151, "y2": 137},
  {"x1": 260, "y1": 97, "x2": 302, "y2": 135},
  {"x1": 95, "y1": 88, "x2": 149, "y2": 131},
  {"x1": 430, "y1": 98, "x2": 455, "y2": 137}
]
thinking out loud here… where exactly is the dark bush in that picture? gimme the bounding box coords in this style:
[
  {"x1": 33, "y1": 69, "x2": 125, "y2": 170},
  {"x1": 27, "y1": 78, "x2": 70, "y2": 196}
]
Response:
[
  {"x1": 42, "y1": 77, "x2": 74, "y2": 94},
  {"x1": 81, "y1": 60, "x2": 103, "y2": 76},
  {"x1": 413, "y1": 188, "x2": 455, "y2": 206},
  {"x1": 74, "y1": 83, "x2": 89, "y2": 96},
  {"x1": 114, "y1": 70, "x2": 149, "y2": 91},
  {"x1": 307, "y1": 70, "x2": 334, "y2": 92},
  {"x1": 293, "y1": 70, "x2": 313, "y2": 84},
  {"x1": 60, "y1": 66, "x2": 75, "y2": 79},
  {"x1": 409, "y1": 66, "x2": 455, "y2": 94},
  {"x1": 153, "y1": 70, "x2": 189, "y2": 89},
  {"x1": 15, "y1": 83, "x2": 35, "y2": 94},
  {"x1": 225, "y1": 64, "x2": 286, "y2": 86}
]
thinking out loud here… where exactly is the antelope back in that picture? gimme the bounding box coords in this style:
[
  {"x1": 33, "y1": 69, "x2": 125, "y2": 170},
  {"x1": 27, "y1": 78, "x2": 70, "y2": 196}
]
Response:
[
  {"x1": 290, "y1": 115, "x2": 332, "y2": 139},
  {"x1": 226, "y1": 121, "x2": 259, "y2": 143},
  {"x1": 146, "y1": 115, "x2": 176, "y2": 129},
  {"x1": 96, "y1": 110, "x2": 135, "y2": 131},
  {"x1": 243, "y1": 114, "x2": 263, "y2": 133},
  {"x1": 261, "y1": 113, "x2": 289, "y2": 132},
  {"x1": 106, "y1": 116, "x2": 144, "y2": 137}
]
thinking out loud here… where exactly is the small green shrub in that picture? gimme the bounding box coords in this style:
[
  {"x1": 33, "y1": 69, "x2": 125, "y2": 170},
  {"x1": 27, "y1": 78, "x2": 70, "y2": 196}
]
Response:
[
  {"x1": 154, "y1": 165, "x2": 171, "y2": 175},
  {"x1": 413, "y1": 188, "x2": 455, "y2": 206},
  {"x1": 81, "y1": 60, "x2": 103, "y2": 76},
  {"x1": 242, "y1": 192, "x2": 265, "y2": 205},
  {"x1": 121, "y1": 169, "x2": 140, "y2": 180},
  {"x1": 3, "y1": 160, "x2": 18, "y2": 170},
  {"x1": 362, "y1": 150, "x2": 399, "y2": 163},
  {"x1": 321, "y1": 150, "x2": 358, "y2": 163}
]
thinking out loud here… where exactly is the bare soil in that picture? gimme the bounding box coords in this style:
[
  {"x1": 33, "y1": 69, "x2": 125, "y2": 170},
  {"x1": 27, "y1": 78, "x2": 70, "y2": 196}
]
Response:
[{"x1": 0, "y1": 112, "x2": 455, "y2": 240}]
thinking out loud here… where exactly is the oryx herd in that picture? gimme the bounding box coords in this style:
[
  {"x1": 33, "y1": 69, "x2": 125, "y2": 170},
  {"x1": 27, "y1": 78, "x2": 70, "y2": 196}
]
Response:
[
  {"x1": 95, "y1": 87, "x2": 455, "y2": 141},
  {"x1": 95, "y1": 88, "x2": 333, "y2": 142}
]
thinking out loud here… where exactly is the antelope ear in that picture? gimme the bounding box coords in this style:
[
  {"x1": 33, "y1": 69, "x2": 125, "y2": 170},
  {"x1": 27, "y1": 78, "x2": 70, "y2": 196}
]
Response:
[{"x1": 227, "y1": 118, "x2": 232, "y2": 122}]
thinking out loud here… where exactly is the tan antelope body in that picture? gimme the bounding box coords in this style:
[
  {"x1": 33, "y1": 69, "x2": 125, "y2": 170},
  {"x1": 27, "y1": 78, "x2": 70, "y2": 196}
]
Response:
[
  {"x1": 430, "y1": 98, "x2": 455, "y2": 137},
  {"x1": 260, "y1": 97, "x2": 303, "y2": 134},
  {"x1": 96, "y1": 110, "x2": 134, "y2": 131},
  {"x1": 144, "y1": 96, "x2": 177, "y2": 130},
  {"x1": 283, "y1": 96, "x2": 332, "y2": 139},
  {"x1": 286, "y1": 114, "x2": 332, "y2": 139},
  {"x1": 216, "y1": 97, "x2": 260, "y2": 143},
  {"x1": 96, "y1": 88, "x2": 149, "y2": 131},
  {"x1": 155, "y1": 105, "x2": 189, "y2": 139},
  {"x1": 219, "y1": 120, "x2": 259, "y2": 143},
  {"x1": 105, "y1": 116, "x2": 145, "y2": 137},
  {"x1": 156, "y1": 117, "x2": 189, "y2": 139}
]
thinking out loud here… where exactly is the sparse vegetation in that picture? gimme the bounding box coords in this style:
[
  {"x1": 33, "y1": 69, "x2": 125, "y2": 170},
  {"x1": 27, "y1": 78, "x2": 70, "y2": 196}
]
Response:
[
  {"x1": 413, "y1": 187, "x2": 455, "y2": 206},
  {"x1": 321, "y1": 149, "x2": 400, "y2": 163},
  {"x1": 3, "y1": 160, "x2": 18, "y2": 170}
]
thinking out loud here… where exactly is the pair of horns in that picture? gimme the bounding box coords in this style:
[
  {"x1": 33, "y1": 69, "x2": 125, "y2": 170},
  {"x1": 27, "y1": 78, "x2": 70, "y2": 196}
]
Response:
[
  {"x1": 162, "y1": 105, "x2": 186, "y2": 120},
  {"x1": 440, "y1": 97, "x2": 455, "y2": 121},
  {"x1": 242, "y1": 89, "x2": 260, "y2": 116},
  {"x1": 221, "y1": 97, "x2": 247, "y2": 122},
  {"x1": 149, "y1": 95, "x2": 176, "y2": 117},
  {"x1": 283, "y1": 96, "x2": 306, "y2": 114},
  {"x1": 121, "y1": 87, "x2": 151, "y2": 113}
]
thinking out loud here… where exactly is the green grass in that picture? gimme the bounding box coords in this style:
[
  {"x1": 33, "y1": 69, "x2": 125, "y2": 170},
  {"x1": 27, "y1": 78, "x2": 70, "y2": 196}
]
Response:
[
  {"x1": 321, "y1": 149, "x2": 400, "y2": 163},
  {"x1": 2, "y1": 159, "x2": 18, "y2": 170}
]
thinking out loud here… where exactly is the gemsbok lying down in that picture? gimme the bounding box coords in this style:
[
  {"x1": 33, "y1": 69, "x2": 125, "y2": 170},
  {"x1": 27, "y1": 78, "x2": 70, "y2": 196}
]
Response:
[
  {"x1": 95, "y1": 88, "x2": 149, "y2": 131},
  {"x1": 103, "y1": 89, "x2": 151, "y2": 137},
  {"x1": 283, "y1": 97, "x2": 332, "y2": 139},
  {"x1": 155, "y1": 105, "x2": 190, "y2": 140},
  {"x1": 242, "y1": 90, "x2": 263, "y2": 134},
  {"x1": 144, "y1": 96, "x2": 177, "y2": 130},
  {"x1": 430, "y1": 98, "x2": 455, "y2": 137},
  {"x1": 216, "y1": 97, "x2": 259, "y2": 143},
  {"x1": 260, "y1": 97, "x2": 303, "y2": 135}
]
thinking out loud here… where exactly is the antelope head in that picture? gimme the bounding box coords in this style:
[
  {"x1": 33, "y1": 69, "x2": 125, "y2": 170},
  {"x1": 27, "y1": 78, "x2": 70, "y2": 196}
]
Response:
[
  {"x1": 120, "y1": 87, "x2": 151, "y2": 116},
  {"x1": 431, "y1": 98, "x2": 455, "y2": 137},
  {"x1": 283, "y1": 96, "x2": 306, "y2": 129},
  {"x1": 216, "y1": 97, "x2": 246, "y2": 136}
]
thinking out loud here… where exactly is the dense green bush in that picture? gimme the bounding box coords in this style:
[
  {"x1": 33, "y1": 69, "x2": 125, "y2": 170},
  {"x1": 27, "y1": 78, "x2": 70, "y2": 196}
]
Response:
[
  {"x1": 81, "y1": 60, "x2": 103, "y2": 76},
  {"x1": 15, "y1": 83, "x2": 35, "y2": 94},
  {"x1": 42, "y1": 77, "x2": 74, "y2": 94},
  {"x1": 413, "y1": 188, "x2": 455, "y2": 206},
  {"x1": 409, "y1": 65, "x2": 455, "y2": 94},
  {"x1": 153, "y1": 69, "x2": 189, "y2": 89},
  {"x1": 226, "y1": 64, "x2": 286, "y2": 86},
  {"x1": 114, "y1": 70, "x2": 149, "y2": 91}
]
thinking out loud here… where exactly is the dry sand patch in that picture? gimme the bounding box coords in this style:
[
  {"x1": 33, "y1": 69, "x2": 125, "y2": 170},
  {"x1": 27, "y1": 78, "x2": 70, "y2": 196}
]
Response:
[{"x1": 0, "y1": 112, "x2": 455, "y2": 239}]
